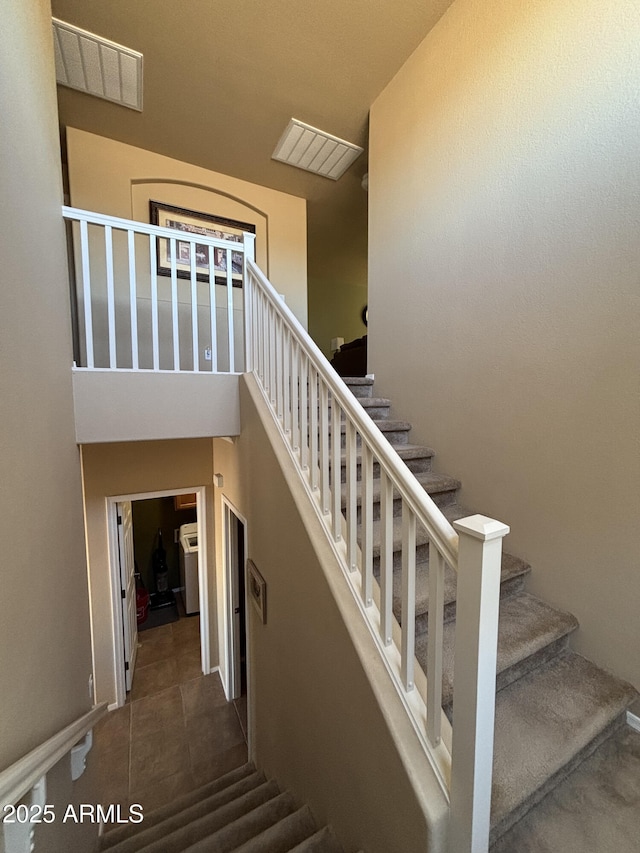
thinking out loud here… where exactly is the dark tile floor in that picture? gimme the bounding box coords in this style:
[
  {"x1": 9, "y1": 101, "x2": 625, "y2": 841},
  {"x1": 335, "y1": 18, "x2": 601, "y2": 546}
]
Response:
[{"x1": 92, "y1": 613, "x2": 248, "y2": 824}]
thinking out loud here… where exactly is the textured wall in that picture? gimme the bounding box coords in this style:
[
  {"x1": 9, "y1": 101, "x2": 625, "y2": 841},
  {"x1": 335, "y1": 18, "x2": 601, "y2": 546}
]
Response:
[
  {"x1": 0, "y1": 0, "x2": 94, "y2": 765},
  {"x1": 369, "y1": 0, "x2": 640, "y2": 687}
]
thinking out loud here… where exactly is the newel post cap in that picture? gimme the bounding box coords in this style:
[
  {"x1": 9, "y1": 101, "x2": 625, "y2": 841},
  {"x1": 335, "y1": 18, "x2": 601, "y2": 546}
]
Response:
[{"x1": 453, "y1": 514, "x2": 510, "y2": 542}]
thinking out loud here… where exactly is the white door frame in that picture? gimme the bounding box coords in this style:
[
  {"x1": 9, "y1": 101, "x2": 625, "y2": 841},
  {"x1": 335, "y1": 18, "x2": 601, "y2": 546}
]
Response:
[
  {"x1": 220, "y1": 496, "x2": 249, "y2": 702},
  {"x1": 107, "y1": 486, "x2": 211, "y2": 708}
]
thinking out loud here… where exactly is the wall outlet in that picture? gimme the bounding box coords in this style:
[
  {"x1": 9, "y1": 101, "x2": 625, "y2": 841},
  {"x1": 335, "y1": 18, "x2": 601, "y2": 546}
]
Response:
[{"x1": 204, "y1": 347, "x2": 212, "y2": 361}]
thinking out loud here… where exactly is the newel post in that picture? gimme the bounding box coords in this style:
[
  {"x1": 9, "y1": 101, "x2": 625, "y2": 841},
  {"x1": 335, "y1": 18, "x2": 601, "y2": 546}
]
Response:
[
  {"x1": 242, "y1": 232, "x2": 256, "y2": 372},
  {"x1": 448, "y1": 514, "x2": 510, "y2": 853}
]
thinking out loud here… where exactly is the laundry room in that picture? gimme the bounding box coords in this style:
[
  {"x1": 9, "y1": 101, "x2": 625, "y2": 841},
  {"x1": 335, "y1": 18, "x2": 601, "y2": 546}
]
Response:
[{"x1": 131, "y1": 494, "x2": 199, "y2": 629}]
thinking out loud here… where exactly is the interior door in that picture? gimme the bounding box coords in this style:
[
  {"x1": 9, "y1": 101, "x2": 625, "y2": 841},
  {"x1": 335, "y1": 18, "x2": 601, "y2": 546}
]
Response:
[
  {"x1": 117, "y1": 501, "x2": 138, "y2": 692},
  {"x1": 225, "y1": 506, "x2": 246, "y2": 699}
]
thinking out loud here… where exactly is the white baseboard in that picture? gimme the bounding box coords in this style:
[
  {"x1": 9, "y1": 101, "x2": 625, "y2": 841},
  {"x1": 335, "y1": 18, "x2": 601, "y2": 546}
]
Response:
[
  {"x1": 107, "y1": 701, "x2": 119, "y2": 712},
  {"x1": 627, "y1": 710, "x2": 640, "y2": 733},
  {"x1": 209, "y1": 665, "x2": 221, "y2": 675}
]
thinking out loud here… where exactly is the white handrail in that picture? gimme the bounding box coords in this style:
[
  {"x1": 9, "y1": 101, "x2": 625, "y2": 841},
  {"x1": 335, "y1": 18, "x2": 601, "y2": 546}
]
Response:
[{"x1": 0, "y1": 703, "x2": 107, "y2": 807}]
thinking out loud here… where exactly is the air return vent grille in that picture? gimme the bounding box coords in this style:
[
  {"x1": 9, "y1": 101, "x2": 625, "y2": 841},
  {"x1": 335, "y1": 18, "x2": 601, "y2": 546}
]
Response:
[
  {"x1": 52, "y1": 18, "x2": 143, "y2": 111},
  {"x1": 272, "y1": 119, "x2": 363, "y2": 180}
]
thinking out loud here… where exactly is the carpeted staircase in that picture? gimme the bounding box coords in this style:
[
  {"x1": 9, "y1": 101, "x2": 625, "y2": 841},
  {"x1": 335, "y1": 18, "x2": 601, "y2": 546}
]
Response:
[
  {"x1": 98, "y1": 763, "x2": 347, "y2": 853},
  {"x1": 342, "y1": 376, "x2": 640, "y2": 850}
]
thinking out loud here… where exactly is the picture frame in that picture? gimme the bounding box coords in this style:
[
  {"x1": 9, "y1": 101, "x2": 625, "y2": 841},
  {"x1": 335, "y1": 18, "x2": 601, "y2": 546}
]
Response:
[
  {"x1": 247, "y1": 559, "x2": 267, "y2": 624},
  {"x1": 149, "y1": 200, "x2": 255, "y2": 286}
]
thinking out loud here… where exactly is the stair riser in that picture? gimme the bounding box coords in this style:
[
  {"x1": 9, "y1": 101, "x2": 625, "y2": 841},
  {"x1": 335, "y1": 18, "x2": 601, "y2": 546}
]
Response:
[
  {"x1": 340, "y1": 428, "x2": 410, "y2": 449},
  {"x1": 316, "y1": 402, "x2": 392, "y2": 420},
  {"x1": 373, "y1": 541, "x2": 430, "y2": 573},
  {"x1": 340, "y1": 454, "x2": 433, "y2": 483},
  {"x1": 351, "y1": 487, "x2": 458, "y2": 524},
  {"x1": 411, "y1": 573, "x2": 528, "y2": 633},
  {"x1": 344, "y1": 382, "x2": 373, "y2": 398}
]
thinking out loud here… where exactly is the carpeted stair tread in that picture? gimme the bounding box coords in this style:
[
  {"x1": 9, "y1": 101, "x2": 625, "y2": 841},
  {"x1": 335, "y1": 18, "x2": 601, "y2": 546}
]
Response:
[
  {"x1": 489, "y1": 651, "x2": 637, "y2": 842},
  {"x1": 369, "y1": 514, "x2": 529, "y2": 594},
  {"x1": 339, "y1": 444, "x2": 436, "y2": 479},
  {"x1": 231, "y1": 805, "x2": 317, "y2": 853},
  {"x1": 415, "y1": 592, "x2": 579, "y2": 707},
  {"x1": 285, "y1": 825, "x2": 345, "y2": 852},
  {"x1": 342, "y1": 470, "x2": 461, "y2": 512},
  {"x1": 490, "y1": 724, "x2": 640, "y2": 853},
  {"x1": 99, "y1": 763, "x2": 258, "y2": 850},
  {"x1": 340, "y1": 418, "x2": 411, "y2": 435},
  {"x1": 120, "y1": 781, "x2": 283, "y2": 853},
  {"x1": 182, "y1": 791, "x2": 297, "y2": 852}
]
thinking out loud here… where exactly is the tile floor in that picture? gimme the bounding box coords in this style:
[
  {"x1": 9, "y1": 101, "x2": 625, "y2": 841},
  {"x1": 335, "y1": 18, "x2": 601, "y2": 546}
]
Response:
[{"x1": 92, "y1": 612, "x2": 248, "y2": 824}]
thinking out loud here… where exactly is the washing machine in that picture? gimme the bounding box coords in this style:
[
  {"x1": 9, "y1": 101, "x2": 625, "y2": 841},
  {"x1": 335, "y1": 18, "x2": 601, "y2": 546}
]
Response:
[{"x1": 179, "y1": 522, "x2": 199, "y2": 614}]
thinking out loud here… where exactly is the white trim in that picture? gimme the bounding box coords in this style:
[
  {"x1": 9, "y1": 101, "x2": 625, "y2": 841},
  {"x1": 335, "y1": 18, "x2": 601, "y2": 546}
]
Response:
[
  {"x1": 0, "y1": 704, "x2": 107, "y2": 808},
  {"x1": 106, "y1": 487, "x2": 210, "y2": 706},
  {"x1": 220, "y1": 497, "x2": 249, "y2": 703},
  {"x1": 627, "y1": 711, "x2": 640, "y2": 733}
]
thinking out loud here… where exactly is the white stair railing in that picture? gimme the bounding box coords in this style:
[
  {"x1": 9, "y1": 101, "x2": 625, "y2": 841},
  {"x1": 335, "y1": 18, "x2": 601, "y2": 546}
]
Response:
[
  {"x1": 0, "y1": 703, "x2": 107, "y2": 852},
  {"x1": 243, "y1": 258, "x2": 509, "y2": 853},
  {"x1": 63, "y1": 207, "x2": 256, "y2": 374}
]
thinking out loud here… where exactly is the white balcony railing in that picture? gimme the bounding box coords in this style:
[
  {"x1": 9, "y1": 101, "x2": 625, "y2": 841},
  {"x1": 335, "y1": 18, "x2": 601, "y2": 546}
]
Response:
[
  {"x1": 63, "y1": 206, "x2": 255, "y2": 374},
  {"x1": 63, "y1": 207, "x2": 508, "y2": 852}
]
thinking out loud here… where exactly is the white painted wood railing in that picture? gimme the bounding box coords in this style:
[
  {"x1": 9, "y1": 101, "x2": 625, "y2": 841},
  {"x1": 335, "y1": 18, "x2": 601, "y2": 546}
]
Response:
[
  {"x1": 0, "y1": 703, "x2": 107, "y2": 850},
  {"x1": 63, "y1": 207, "x2": 255, "y2": 374},
  {"x1": 244, "y1": 258, "x2": 509, "y2": 853}
]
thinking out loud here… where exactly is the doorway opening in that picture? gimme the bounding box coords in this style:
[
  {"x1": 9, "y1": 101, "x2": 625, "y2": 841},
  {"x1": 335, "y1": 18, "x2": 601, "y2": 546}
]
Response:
[
  {"x1": 108, "y1": 486, "x2": 211, "y2": 707},
  {"x1": 222, "y1": 498, "x2": 248, "y2": 703}
]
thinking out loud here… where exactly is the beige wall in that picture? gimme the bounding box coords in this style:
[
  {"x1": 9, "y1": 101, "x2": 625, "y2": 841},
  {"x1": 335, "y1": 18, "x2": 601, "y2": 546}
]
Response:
[
  {"x1": 369, "y1": 0, "x2": 640, "y2": 687},
  {"x1": 307, "y1": 181, "x2": 369, "y2": 357},
  {"x1": 237, "y1": 376, "x2": 448, "y2": 853},
  {"x1": 65, "y1": 128, "x2": 308, "y2": 327},
  {"x1": 0, "y1": 0, "x2": 95, "y2": 775},
  {"x1": 80, "y1": 440, "x2": 216, "y2": 704}
]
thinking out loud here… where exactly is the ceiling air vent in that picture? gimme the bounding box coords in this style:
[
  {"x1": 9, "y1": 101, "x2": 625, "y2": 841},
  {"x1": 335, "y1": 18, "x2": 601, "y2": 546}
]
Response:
[
  {"x1": 52, "y1": 18, "x2": 143, "y2": 111},
  {"x1": 272, "y1": 119, "x2": 363, "y2": 180}
]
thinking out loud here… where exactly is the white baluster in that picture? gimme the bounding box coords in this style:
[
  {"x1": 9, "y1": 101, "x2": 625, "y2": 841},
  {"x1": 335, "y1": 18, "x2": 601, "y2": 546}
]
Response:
[
  {"x1": 345, "y1": 421, "x2": 358, "y2": 572},
  {"x1": 401, "y1": 505, "x2": 416, "y2": 692},
  {"x1": 208, "y1": 246, "x2": 218, "y2": 372},
  {"x1": 127, "y1": 229, "x2": 139, "y2": 369},
  {"x1": 226, "y1": 248, "x2": 235, "y2": 372},
  {"x1": 379, "y1": 470, "x2": 394, "y2": 645},
  {"x1": 283, "y1": 328, "x2": 291, "y2": 435},
  {"x1": 427, "y1": 548, "x2": 445, "y2": 746},
  {"x1": 149, "y1": 234, "x2": 159, "y2": 370},
  {"x1": 291, "y1": 338, "x2": 300, "y2": 451},
  {"x1": 276, "y1": 316, "x2": 284, "y2": 420},
  {"x1": 331, "y1": 395, "x2": 342, "y2": 542},
  {"x1": 319, "y1": 380, "x2": 330, "y2": 513},
  {"x1": 79, "y1": 219, "x2": 94, "y2": 368},
  {"x1": 170, "y1": 237, "x2": 179, "y2": 371},
  {"x1": 299, "y1": 355, "x2": 309, "y2": 470},
  {"x1": 361, "y1": 444, "x2": 374, "y2": 607},
  {"x1": 190, "y1": 241, "x2": 199, "y2": 372},
  {"x1": 309, "y1": 366, "x2": 319, "y2": 491},
  {"x1": 105, "y1": 225, "x2": 116, "y2": 368}
]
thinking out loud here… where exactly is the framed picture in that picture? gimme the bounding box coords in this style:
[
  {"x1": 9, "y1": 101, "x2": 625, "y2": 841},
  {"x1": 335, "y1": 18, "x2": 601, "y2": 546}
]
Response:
[
  {"x1": 247, "y1": 559, "x2": 267, "y2": 624},
  {"x1": 149, "y1": 200, "x2": 255, "y2": 286}
]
